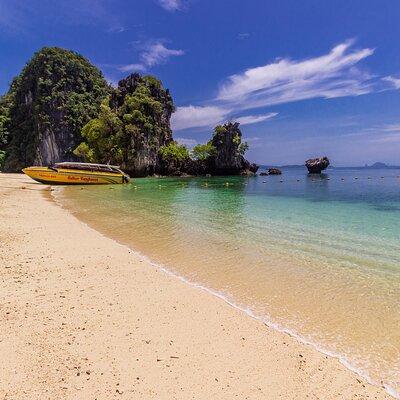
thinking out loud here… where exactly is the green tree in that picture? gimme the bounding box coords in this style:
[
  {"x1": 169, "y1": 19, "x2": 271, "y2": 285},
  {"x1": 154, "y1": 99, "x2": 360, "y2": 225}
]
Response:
[
  {"x1": 0, "y1": 150, "x2": 5, "y2": 170},
  {"x1": 159, "y1": 141, "x2": 189, "y2": 162},
  {"x1": 238, "y1": 141, "x2": 249, "y2": 156},
  {"x1": 191, "y1": 143, "x2": 216, "y2": 161},
  {"x1": 74, "y1": 101, "x2": 123, "y2": 164},
  {"x1": 0, "y1": 95, "x2": 11, "y2": 147}
]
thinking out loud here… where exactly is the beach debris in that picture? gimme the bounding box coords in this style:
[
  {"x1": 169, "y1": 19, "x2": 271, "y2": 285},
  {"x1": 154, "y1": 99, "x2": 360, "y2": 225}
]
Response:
[{"x1": 305, "y1": 156, "x2": 330, "y2": 174}]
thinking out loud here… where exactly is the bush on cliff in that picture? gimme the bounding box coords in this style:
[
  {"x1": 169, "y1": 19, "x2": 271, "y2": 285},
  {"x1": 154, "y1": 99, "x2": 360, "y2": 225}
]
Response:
[
  {"x1": 158, "y1": 141, "x2": 191, "y2": 175},
  {"x1": 191, "y1": 143, "x2": 216, "y2": 161}
]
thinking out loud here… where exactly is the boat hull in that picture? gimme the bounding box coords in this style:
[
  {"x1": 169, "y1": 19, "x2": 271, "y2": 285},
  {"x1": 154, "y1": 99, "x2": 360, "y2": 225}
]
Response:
[{"x1": 23, "y1": 167, "x2": 127, "y2": 185}]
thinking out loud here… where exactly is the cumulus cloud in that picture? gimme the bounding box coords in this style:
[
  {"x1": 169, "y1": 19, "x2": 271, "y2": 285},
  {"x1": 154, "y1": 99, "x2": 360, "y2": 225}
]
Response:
[
  {"x1": 172, "y1": 40, "x2": 380, "y2": 131},
  {"x1": 157, "y1": 0, "x2": 182, "y2": 11},
  {"x1": 119, "y1": 41, "x2": 184, "y2": 72}
]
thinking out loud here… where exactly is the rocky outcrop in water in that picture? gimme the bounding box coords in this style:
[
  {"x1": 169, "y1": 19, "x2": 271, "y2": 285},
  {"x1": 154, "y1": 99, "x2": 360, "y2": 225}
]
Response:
[
  {"x1": 267, "y1": 168, "x2": 282, "y2": 175},
  {"x1": 3, "y1": 47, "x2": 109, "y2": 172},
  {"x1": 209, "y1": 122, "x2": 258, "y2": 175},
  {"x1": 305, "y1": 157, "x2": 330, "y2": 174}
]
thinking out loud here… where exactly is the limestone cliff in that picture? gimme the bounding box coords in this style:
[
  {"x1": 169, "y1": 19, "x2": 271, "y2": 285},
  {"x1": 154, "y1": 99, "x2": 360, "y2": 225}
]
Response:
[
  {"x1": 209, "y1": 122, "x2": 258, "y2": 175},
  {"x1": 3, "y1": 47, "x2": 109, "y2": 171}
]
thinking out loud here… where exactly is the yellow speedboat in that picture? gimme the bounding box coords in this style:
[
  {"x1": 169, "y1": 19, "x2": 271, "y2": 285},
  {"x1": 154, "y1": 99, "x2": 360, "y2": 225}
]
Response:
[{"x1": 23, "y1": 162, "x2": 130, "y2": 185}]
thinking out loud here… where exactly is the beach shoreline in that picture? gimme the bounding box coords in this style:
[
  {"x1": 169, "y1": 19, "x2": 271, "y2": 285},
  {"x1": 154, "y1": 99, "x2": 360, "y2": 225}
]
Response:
[{"x1": 0, "y1": 173, "x2": 393, "y2": 399}]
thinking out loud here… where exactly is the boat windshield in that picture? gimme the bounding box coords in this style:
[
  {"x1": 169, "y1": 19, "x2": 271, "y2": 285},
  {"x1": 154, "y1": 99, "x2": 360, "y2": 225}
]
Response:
[{"x1": 54, "y1": 162, "x2": 123, "y2": 174}]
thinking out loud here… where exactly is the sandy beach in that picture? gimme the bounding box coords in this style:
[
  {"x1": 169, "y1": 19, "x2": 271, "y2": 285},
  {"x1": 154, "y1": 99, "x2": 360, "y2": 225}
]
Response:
[{"x1": 0, "y1": 173, "x2": 392, "y2": 400}]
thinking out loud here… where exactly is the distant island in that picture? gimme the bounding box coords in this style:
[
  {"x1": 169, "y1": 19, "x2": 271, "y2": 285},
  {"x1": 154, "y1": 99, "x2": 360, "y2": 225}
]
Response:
[
  {"x1": 0, "y1": 47, "x2": 257, "y2": 177},
  {"x1": 332, "y1": 162, "x2": 400, "y2": 170},
  {"x1": 261, "y1": 162, "x2": 400, "y2": 170}
]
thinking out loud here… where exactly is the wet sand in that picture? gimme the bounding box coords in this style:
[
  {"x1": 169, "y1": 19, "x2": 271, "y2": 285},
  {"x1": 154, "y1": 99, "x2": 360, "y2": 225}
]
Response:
[{"x1": 0, "y1": 173, "x2": 392, "y2": 399}]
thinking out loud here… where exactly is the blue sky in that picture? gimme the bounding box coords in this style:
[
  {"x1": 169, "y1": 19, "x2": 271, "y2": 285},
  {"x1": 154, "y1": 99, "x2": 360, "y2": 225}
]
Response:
[{"x1": 1, "y1": 0, "x2": 400, "y2": 166}]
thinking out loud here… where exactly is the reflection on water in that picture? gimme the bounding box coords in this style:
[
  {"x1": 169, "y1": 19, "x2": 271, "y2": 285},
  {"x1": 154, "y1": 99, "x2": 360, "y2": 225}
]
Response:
[{"x1": 56, "y1": 169, "x2": 400, "y2": 397}]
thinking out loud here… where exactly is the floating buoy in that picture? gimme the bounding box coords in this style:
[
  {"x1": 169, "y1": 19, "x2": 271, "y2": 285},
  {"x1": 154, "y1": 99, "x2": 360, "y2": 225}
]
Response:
[
  {"x1": 297, "y1": 179, "x2": 300, "y2": 182},
  {"x1": 354, "y1": 177, "x2": 358, "y2": 180},
  {"x1": 341, "y1": 178, "x2": 345, "y2": 181},
  {"x1": 262, "y1": 181, "x2": 267, "y2": 183},
  {"x1": 280, "y1": 180, "x2": 283, "y2": 183},
  {"x1": 225, "y1": 182, "x2": 229, "y2": 186}
]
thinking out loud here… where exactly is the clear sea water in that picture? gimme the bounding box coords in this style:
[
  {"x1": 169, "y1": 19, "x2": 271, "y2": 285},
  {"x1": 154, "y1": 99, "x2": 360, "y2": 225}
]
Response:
[{"x1": 56, "y1": 167, "x2": 400, "y2": 397}]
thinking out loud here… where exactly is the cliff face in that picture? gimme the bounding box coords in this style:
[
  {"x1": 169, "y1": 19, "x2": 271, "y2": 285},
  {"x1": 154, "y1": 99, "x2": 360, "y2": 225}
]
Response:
[
  {"x1": 209, "y1": 122, "x2": 258, "y2": 175},
  {"x1": 74, "y1": 73, "x2": 174, "y2": 177},
  {"x1": 4, "y1": 47, "x2": 109, "y2": 171},
  {"x1": 111, "y1": 74, "x2": 174, "y2": 177}
]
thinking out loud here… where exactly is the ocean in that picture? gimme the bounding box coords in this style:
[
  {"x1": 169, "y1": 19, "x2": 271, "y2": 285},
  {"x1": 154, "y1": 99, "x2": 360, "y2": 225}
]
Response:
[{"x1": 55, "y1": 167, "x2": 400, "y2": 397}]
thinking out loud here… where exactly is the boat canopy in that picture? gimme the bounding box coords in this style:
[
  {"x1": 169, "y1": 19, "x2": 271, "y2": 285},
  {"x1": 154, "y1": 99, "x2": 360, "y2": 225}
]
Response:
[{"x1": 54, "y1": 162, "x2": 123, "y2": 174}]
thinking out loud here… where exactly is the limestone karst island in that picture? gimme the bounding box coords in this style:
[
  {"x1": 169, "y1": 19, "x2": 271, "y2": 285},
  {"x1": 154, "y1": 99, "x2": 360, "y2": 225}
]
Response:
[{"x1": 1, "y1": 2, "x2": 400, "y2": 400}]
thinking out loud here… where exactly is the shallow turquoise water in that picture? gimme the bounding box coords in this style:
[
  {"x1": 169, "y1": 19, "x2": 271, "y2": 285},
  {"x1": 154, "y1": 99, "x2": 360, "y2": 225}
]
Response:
[{"x1": 57, "y1": 168, "x2": 400, "y2": 396}]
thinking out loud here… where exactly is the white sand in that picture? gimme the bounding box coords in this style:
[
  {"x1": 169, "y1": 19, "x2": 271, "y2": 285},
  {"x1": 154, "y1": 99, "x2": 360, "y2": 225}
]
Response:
[{"x1": 0, "y1": 173, "x2": 392, "y2": 399}]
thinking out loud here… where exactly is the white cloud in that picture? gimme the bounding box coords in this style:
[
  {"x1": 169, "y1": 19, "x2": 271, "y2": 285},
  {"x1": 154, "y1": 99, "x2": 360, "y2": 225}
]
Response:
[
  {"x1": 382, "y1": 123, "x2": 400, "y2": 132},
  {"x1": 235, "y1": 112, "x2": 277, "y2": 126},
  {"x1": 141, "y1": 42, "x2": 184, "y2": 67},
  {"x1": 0, "y1": 0, "x2": 124, "y2": 33},
  {"x1": 237, "y1": 33, "x2": 251, "y2": 40},
  {"x1": 382, "y1": 76, "x2": 400, "y2": 89},
  {"x1": 119, "y1": 41, "x2": 184, "y2": 72},
  {"x1": 217, "y1": 40, "x2": 375, "y2": 109},
  {"x1": 171, "y1": 109, "x2": 278, "y2": 131},
  {"x1": 171, "y1": 105, "x2": 230, "y2": 130},
  {"x1": 158, "y1": 0, "x2": 182, "y2": 11},
  {"x1": 172, "y1": 40, "x2": 383, "y2": 131},
  {"x1": 118, "y1": 63, "x2": 147, "y2": 73}
]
